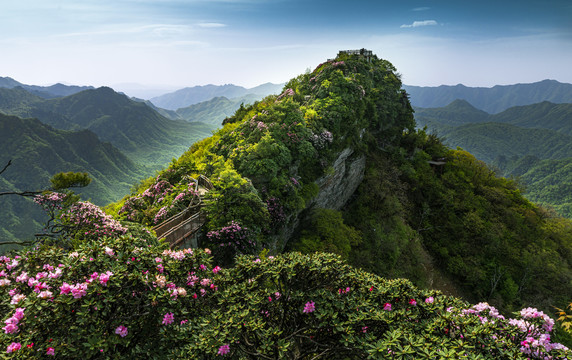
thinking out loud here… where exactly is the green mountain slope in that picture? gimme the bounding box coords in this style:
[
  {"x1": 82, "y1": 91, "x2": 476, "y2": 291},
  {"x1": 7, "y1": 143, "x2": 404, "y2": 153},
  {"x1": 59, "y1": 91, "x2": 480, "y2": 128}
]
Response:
[
  {"x1": 413, "y1": 100, "x2": 572, "y2": 218},
  {"x1": 0, "y1": 113, "x2": 145, "y2": 242},
  {"x1": 491, "y1": 101, "x2": 572, "y2": 135},
  {"x1": 507, "y1": 157, "x2": 572, "y2": 219},
  {"x1": 111, "y1": 52, "x2": 572, "y2": 316},
  {"x1": 175, "y1": 94, "x2": 262, "y2": 125},
  {"x1": 405, "y1": 79, "x2": 572, "y2": 113},
  {"x1": 438, "y1": 122, "x2": 572, "y2": 163},
  {"x1": 0, "y1": 87, "x2": 215, "y2": 166},
  {"x1": 414, "y1": 99, "x2": 489, "y2": 129}
]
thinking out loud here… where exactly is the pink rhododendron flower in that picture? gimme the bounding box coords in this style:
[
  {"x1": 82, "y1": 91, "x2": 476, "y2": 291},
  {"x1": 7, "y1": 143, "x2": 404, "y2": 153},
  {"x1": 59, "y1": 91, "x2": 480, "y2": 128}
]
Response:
[
  {"x1": 71, "y1": 283, "x2": 88, "y2": 299},
  {"x1": 99, "y1": 271, "x2": 113, "y2": 286},
  {"x1": 13, "y1": 308, "x2": 24, "y2": 320},
  {"x1": 218, "y1": 344, "x2": 230, "y2": 355},
  {"x1": 303, "y1": 301, "x2": 315, "y2": 313},
  {"x1": 46, "y1": 347, "x2": 55, "y2": 355},
  {"x1": 15, "y1": 272, "x2": 29, "y2": 283},
  {"x1": 104, "y1": 247, "x2": 115, "y2": 256},
  {"x1": 212, "y1": 266, "x2": 221, "y2": 274},
  {"x1": 115, "y1": 325, "x2": 128, "y2": 337},
  {"x1": 3, "y1": 323, "x2": 18, "y2": 334},
  {"x1": 162, "y1": 312, "x2": 175, "y2": 325},
  {"x1": 60, "y1": 282, "x2": 72, "y2": 295},
  {"x1": 425, "y1": 296, "x2": 434, "y2": 304},
  {"x1": 38, "y1": 290, "x2": 53, "y2": 299},
  {"x1": 383, "y1": 303, "x2": 392, "y2": 311},
  {"x1": 48, "y1": 268, "x2": 63, "y2": 279},
  {"x1": 6, "y1": 342, "x2": 21, "y2": 353},
  {"x1": 10, "y1": 294, "x2": 26, "y2": 305},
  {"x1": 409, "y1": 299, "x2": 417, "y2": 306},
  {"x1": 43, "y1": 264, "x2": 54, "y2": 271}
]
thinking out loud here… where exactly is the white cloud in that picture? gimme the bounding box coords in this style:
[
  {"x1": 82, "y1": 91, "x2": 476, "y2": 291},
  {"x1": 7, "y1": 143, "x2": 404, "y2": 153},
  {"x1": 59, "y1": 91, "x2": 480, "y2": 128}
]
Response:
[
  {"x1": 197, "y1": 22, "x2": 227, "y2": 28},
  {"x1": 413, "y1": 7, "x2": 430, "y2": 11},
  {"x1": 400, "y1": 20, "x2": 438, "y2": 28}
]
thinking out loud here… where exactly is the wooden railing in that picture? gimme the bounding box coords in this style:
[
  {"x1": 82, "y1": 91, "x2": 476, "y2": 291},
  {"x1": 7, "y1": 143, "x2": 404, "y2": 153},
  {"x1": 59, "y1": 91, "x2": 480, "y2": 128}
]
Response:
[{"x1": 152, "y1": 175, "x2": 212, "y2": 248}]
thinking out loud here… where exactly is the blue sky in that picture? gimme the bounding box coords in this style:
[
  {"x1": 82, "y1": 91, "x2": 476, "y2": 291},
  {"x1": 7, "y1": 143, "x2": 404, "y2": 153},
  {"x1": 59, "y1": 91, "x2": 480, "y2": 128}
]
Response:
[{"x1": 1, "y1": 0, "x2": 571, "y2": 95}]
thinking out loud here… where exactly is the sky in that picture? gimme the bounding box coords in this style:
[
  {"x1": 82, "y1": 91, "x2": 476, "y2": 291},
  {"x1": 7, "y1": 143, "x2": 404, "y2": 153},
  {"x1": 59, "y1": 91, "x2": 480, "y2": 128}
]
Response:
[{"x1": 1, "y1": 0, "x2": 571, "y2": 97}]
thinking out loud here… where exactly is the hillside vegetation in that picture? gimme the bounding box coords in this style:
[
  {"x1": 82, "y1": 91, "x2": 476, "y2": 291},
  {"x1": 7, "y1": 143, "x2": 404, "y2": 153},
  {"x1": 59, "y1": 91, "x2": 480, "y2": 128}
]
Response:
[
  {"x1": 2, "y1": 53, "x2": 572, "y2": 358},
  {"x1": 111, "y1": 53, "x2": 572, "y2": 315},
  {"x1": 414, "y1": 100, "x2": 572, "y2": 219}
]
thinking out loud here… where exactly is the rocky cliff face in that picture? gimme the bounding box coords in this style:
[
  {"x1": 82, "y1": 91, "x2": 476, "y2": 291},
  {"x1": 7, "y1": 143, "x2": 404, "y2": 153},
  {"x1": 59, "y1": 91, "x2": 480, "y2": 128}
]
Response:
[
  {"x1": 272, "y1": 147, "x2": 366, "y2": 251},
  {"x1": 313, "y1": 147, "x2": 366, "y2": 210}
]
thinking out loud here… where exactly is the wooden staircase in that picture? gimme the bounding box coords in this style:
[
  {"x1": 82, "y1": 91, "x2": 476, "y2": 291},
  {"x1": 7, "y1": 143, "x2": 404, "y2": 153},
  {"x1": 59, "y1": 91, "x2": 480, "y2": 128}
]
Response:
[{"x1": 152, "y1": 175, "x2": 213, "y2": 248}]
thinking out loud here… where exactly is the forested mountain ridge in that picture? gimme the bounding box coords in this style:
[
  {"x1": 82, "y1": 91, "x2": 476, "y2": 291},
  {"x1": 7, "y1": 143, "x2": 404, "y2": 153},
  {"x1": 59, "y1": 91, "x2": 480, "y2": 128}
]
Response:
[
  {"x1": 0, "y1": 76, "x2": 93, "y2": 98},
  {"x1": 414, "y1": 100, "x2": 572, "y2": 218},
  {"x1": 0, "y1": 86, "x2": 214, "y2": 166},
  {"x1": 405, "y1": 79, "x2": 572, "y2": 113},
  {"x1": 0, "y1": 113, "x2": 145, "y2": 243}
]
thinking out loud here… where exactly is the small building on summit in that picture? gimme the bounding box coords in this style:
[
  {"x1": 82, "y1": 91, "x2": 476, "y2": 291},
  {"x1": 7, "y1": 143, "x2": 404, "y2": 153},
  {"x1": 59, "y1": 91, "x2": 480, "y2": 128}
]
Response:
[{"x1": 337, "y1": 48, "x2": 373, "y2": 62}]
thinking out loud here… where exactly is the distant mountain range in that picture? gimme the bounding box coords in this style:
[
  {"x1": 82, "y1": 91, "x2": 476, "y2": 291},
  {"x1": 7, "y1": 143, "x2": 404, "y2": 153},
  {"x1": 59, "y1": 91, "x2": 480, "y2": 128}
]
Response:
[
  {"x1": 414, "y1": 99, "x2": 572, "y2": 218},
  {"x1": 404, "y1": 79, "x2": 572, "y2": 113},
  {"x1": 149, "y1": 82, "x2": 284, "y2": 110},
  {"x1": 0, "y1": 86, "x2": 214, "y2": 166},
  {"x1": 0, "y1": 76, "x2": 93, "y2": 99}
]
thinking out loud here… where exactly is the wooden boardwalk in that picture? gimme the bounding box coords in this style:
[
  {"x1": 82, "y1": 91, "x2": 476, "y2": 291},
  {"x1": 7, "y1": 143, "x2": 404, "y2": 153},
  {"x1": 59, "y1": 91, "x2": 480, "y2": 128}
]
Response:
[{"x1": 152, "y1": 175, "x2": 213, "y2": 248}]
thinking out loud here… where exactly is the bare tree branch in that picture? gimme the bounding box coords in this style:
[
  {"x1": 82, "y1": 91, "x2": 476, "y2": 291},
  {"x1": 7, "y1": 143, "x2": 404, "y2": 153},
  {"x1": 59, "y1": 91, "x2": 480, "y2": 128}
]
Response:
[
  {"x1": 0, "y1": 240, "x2": 35, "y2": 246},
  {"x1": 0, "y1": 190, "x2": 43, "y2": 197}
]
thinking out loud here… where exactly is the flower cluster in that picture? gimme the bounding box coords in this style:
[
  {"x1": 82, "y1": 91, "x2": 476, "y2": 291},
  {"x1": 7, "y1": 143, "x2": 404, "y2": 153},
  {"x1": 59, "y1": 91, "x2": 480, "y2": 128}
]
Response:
[
  {"x1": 1, "y1": 235, "x2": 220, "y2": 358},
  {"x1": 3, "y1": 308, "x2": 25, "y2": 334},
  {"x1": 303, "y1": 301, "x2": 315, "y2": 313},
  {"x1": 449, "y1": 302, "x2": 568, "y2": 358},
  {"x1": 65, "y1": 201, "x2": 128, "y2": 238},
  {"x1": 33, "y1": 192, "x2": 68, "y2": 210},
  {"x1": 115, "y1": 325, "x2": 128, "y2": 337},
  {"x1": 310, "y1": 129, "x2": 334, "y2": 149},
  {"x1": 207, "y1": 221, "x2": 256, "y2": 254},
  {"x1": 276, "y1": 88, "x2": 295, "y2": 102}
]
